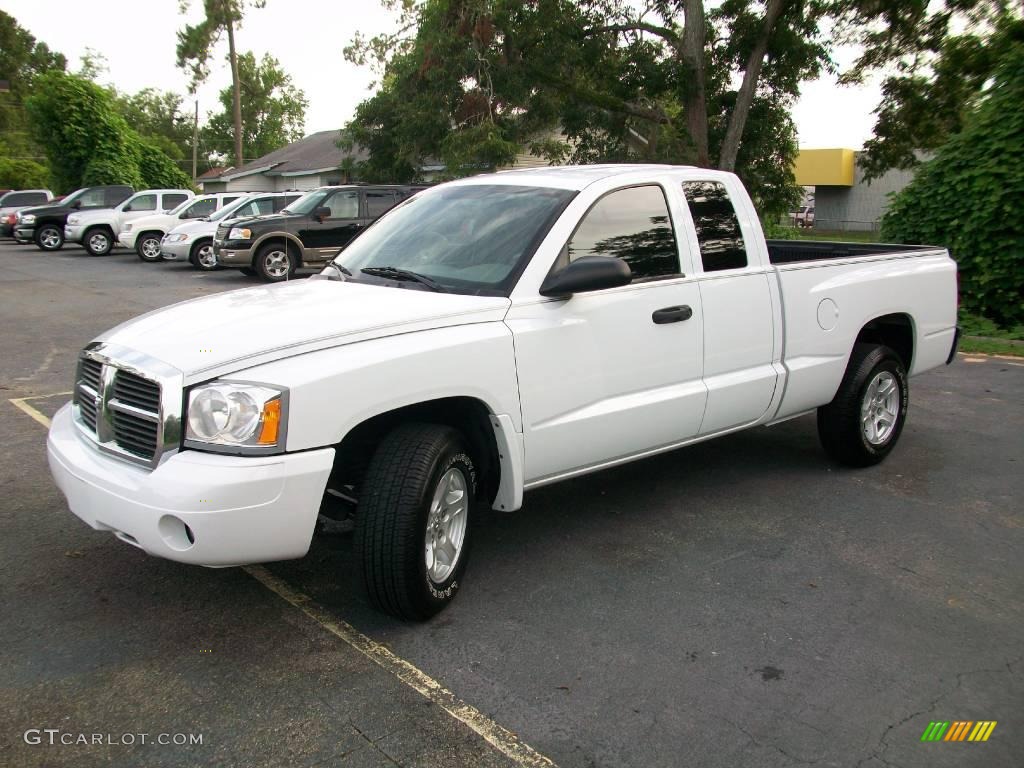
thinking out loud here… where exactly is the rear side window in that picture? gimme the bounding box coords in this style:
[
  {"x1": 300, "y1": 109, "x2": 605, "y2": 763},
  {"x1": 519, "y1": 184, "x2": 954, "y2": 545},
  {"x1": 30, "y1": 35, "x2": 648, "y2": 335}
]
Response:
[
  {"x1": 5, "y1": 192, "x2": 48, "y2": 206},
  {"x1": 107, "y1": 187, "x2": 133, "y2": 206},
  {"x1": 565, "y1": 185, "x2": 679, "y2": 280},
  {"x1": 681, "y1": 181, "x2": 748, "y2": 272},
  {"x1": 365, "y1": 191, "x2": 398, "y2": 218},
  {"x1": 163, "y1": 193, "x2": 189, "y2": 209}
]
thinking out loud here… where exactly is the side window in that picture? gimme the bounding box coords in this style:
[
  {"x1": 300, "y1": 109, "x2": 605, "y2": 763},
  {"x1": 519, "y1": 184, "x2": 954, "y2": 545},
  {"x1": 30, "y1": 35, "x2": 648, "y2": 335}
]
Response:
[
  {"x1": 276, "y1": 195, "x2": 300, "y2": 211},
  {"x1": 681, "y1": 181, "x2": 748, "y2": 272},
  {"x1": 125, "y1": 194, "x2": 157, "y2": 212},
  {"x1": 163, "y1": 193, "x2": 189, "y2": 209},
  {"x1": 253, "y1": 198, "x2": 276, "y2": 215},
  {"x1": 7, "y1": 192, "x2": 47, "y2": 205},
  {"x1": 566, "y1": 185, "x2": 679, "y2": 280},
  {"x1": 365, "y1": 191, "x2": 397, "y2": 218},
  {"x1": 78, "y1": 189, "x2": 107, "y2": 208},
  {"x1": 323, "y1": 190, "x2": 358, "y2": 219},
  {"x1": 223, "y1": 196, "x2": 241, "y2": 205},
  {"x1": 107, "y1": 188, "x2": 132, "y2": 206},
  {"x1": 183, "y1": 198, "x2": 217, "y2": 218}
]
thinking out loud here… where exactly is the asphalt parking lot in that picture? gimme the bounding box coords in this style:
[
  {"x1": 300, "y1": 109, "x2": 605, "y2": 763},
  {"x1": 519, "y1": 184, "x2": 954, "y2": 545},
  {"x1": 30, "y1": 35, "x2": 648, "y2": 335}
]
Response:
[{"x1": 1, "y1": 238, "x2": 1021, "y2": 768}]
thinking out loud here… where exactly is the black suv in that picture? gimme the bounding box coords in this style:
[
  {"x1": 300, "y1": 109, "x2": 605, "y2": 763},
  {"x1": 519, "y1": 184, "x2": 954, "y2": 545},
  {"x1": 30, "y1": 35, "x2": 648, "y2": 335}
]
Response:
[
  {"x1": 214, "y1": 185, "x2": 425, "y2": 281},
  {"x1": 15, "y1": 186, "x2": 134, "y2": 251}
]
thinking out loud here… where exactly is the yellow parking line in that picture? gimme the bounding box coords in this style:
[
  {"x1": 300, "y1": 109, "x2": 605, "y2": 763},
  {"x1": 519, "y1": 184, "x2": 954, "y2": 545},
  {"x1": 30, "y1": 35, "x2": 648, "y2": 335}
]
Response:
[
  {"x1": 9, "y1": 392, "x2": 557, "y2": 768},
  {"x1": 246, "y1": 565, "x2": 556, "y2": 767}
]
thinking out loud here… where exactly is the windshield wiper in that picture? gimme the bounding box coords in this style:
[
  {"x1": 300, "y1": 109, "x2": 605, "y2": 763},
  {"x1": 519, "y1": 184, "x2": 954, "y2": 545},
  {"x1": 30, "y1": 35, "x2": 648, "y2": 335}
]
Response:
[{"x1": 361, "y1": 266, "x2": 444, "y2": 292}]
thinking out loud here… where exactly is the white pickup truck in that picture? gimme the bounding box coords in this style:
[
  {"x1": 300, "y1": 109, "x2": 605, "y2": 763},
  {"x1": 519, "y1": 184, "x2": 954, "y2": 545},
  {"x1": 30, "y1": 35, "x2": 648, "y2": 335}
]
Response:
[
  {"x1": 65, "y1": 189, "x2": 194, "y2": 256},
  {"x1": 47, "y1": 165, "x2": 959, "y2": 620}
]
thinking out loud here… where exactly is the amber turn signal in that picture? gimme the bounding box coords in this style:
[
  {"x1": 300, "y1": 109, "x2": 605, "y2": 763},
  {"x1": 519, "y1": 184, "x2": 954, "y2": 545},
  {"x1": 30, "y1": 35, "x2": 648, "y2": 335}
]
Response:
[{"x1": 257, "y1": 399, "x2": 282, "y2": 445}]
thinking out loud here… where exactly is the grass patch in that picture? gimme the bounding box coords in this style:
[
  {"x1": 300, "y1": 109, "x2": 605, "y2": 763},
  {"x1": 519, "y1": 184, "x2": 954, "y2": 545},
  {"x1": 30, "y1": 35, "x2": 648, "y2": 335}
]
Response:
[
  {"x1": 957, "y1": 311, "x2": 1024, "y2": 357},
  {"x1": 959, "y1": 337, "x2": 1024, "y2": 357}
]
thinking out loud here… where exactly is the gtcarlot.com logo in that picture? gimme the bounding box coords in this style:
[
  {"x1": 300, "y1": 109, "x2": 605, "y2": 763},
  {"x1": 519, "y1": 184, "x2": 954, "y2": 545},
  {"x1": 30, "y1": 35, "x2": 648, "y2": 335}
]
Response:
[
  {"x1": 24, "y1": 729, "x2": 203, "y2": 747},
  {"x1": 920, "y1": 720, "x2": 997, "y2": 742}
]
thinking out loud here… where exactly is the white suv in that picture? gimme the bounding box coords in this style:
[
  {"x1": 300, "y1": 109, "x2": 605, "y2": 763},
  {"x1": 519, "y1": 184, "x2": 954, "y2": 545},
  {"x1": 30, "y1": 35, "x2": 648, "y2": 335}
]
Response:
[
  {"x1": 66, "y1": 189, "x2": 194, "y2": 256},
  {"x1": 119, "y1": 193, "x2": 245, "y2": 262},
  {"x1": 161, "y1": 192, "x2": 301, "y2": 270}
]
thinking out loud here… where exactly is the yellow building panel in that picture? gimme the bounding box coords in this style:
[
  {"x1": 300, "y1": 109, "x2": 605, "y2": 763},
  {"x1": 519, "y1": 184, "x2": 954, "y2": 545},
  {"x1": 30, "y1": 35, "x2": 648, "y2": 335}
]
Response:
[{"x1": 794, "y1": 148, "x2": 856, "y2": 187}]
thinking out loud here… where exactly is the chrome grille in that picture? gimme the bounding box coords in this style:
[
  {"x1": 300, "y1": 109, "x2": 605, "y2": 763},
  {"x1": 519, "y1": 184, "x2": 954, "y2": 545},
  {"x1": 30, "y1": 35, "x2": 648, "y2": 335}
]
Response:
[{"x1": 72, "y1": 346, "x2": 181, "y2": 468}]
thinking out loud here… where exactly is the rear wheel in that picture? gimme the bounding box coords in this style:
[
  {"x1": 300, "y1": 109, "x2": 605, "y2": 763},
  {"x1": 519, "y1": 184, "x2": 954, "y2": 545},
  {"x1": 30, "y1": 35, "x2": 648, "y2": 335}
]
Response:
[
  {"x1": 254, "y1": 242, "x2": 297, "y2": 282},
  {"x1": 136, "y1": 232, "x2": 163, "y2": 262},
  {"x1": 189, "y1": 239, "x2": 218, "y2": 270},
  {"x1": 83, "y1": 227, "x2": 113, "y2": 256},
  {"x1": 35, "y1": 224, "x2": 64, "y2": 251},
  {"x1": 355, "y1": 424, "x2": 477, "y2": 620},
  {"x1": 818, "y1": 343, "x2": 908, "y2": 466}
]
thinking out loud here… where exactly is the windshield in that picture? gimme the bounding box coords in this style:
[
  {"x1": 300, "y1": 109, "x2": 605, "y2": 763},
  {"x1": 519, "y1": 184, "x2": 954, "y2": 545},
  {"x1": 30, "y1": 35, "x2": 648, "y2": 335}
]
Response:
[
  {"x1": 60, "y1": 188, "x2": 87, "y2": 206},
  {"x1": 332, "y1": 184, "x2": 575, "y2": 295},
  {"x1": 281, "y1": 189, "x2": 329, "y2": 215},
  {"x1": 171, "y1": 198, "x2": 205, "y2": 215}
]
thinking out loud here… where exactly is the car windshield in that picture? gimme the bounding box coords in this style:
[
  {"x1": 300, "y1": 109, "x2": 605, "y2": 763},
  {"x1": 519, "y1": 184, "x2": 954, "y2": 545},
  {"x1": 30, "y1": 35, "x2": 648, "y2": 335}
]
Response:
[
  {"x1": 60, "y1": 188, "x2": 87, "y2": 206},
  {"x1": 171, "y1": 198, "x2": 204, "y2": 215},
  {"x1": 331, "y1": 184, "x2": 576, "y2": 295},
  {"x1": 209, "y1": 197, "x2": 252, "y2": 221},
  {"x1": 281, "y1": 190, "x2": 329, "y2": 215}
]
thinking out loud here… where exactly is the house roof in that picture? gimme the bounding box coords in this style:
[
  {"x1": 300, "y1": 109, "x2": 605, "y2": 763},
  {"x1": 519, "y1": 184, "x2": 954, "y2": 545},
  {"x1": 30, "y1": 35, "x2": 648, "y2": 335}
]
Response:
[
  {"x1": 197, "y1": 166, "x2": 233, "y2": 180},
  {"x1": 216, "y1": 130, "x2": 367, "y2": 181}
]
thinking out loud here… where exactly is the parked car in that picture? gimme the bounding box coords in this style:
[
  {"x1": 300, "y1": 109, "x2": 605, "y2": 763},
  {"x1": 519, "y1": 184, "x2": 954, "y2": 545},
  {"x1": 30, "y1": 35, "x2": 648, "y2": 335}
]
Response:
[
  {"x1": 118, "y1": 193, "x2": 244, "y2": 261},
  {"x1": 65, "y1": 189, "x2": 194, "y2": 256},
  {"x1": 214, "y1": 184, "x2": 426, "y2": 281},
  {"x1": 789, "y1": 205, "x2": 815, "y2": 228},
  {"x1": 0, "y1": 189, "x2": 54, "y2": 236},
  {"x1": 46, "y1": 165, "x2": 959, "y2": 620},
  {"x1": 13, "y1": 186, "x2": 134, "y2": 251},
  {"x1": 161, "y1": 192, "x2": 301, "y2": 270}
]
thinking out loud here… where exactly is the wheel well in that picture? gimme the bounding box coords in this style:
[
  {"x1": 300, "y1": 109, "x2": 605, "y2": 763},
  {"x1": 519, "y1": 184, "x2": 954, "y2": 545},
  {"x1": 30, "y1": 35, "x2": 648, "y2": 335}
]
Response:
[
  {"x1": 85, "y1": 224, "x2": 113, "y2": 236},
  {"x1": 252, "y1": 236, "x2": 300, "y2": 267},
  {"x1": 328, "y1": 397, "x2": 501, "y2": 507},
  {"x1": 855, "y1": 313, "x2": 914, "y2": 371},
  {"x1": 138, "y1": 229, "x2": 163, "y2": 240}
]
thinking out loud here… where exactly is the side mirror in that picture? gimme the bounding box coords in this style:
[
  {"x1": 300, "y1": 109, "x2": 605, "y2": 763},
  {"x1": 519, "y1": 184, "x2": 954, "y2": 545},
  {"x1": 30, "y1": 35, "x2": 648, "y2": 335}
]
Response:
[
  {"x1": 313, "y1": 206, "x2": 331, "y2": 222},
  {"x1": 539, "y1": 255, "x2": 632, "y2": 297},
  {"x1": 70, "y1": 200, "x2": 81, "y2": 209}
]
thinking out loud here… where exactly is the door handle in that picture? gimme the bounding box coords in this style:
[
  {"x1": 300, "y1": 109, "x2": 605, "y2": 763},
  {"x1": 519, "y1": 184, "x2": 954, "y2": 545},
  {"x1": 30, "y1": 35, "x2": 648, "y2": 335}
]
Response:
[{"x1": 652, "y1": 305, "x2": 693, "y2": 324}]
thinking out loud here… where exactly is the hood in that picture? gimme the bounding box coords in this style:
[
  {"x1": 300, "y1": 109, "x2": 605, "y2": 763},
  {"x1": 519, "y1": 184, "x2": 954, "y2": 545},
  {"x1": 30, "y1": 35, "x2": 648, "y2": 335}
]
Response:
[
  {"x1": 16, "y1": 203, "x2": 73, "y2": 218},
  {"x1": 228, "y1": 212, "x2": 298, "y2": 229},
  {"x1": 96, "y1": 278, "x2": 511, "y2": 383},
  {"x1": 127, "y1": 212, "x2": 171, "y2": 230},
  {"x1": 167, "y1": 218, "x2": 216, "y2": 237}
]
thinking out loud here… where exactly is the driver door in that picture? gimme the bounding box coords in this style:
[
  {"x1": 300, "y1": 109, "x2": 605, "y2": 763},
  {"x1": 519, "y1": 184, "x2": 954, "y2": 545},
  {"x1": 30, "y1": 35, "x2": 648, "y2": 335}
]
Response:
[
  {"x1": 296, "y1": 189, "x2": 362, "y2": 262},
  {"x1": 507, "y1": 184, "x2": 707, "y2": 484}
]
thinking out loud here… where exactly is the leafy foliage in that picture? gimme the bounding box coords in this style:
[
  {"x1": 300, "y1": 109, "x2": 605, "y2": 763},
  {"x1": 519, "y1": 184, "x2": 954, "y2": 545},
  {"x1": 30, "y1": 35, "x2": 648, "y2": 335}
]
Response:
[
  {"x1": 203, "y1": 52, "x2": 307, "y2": 162},
  {"x1": 881, "y1": 43, "x2": 1024, "y2": 326},
  {"x1": 25, "y1": 72, "x2": 193, "y2": 192}
]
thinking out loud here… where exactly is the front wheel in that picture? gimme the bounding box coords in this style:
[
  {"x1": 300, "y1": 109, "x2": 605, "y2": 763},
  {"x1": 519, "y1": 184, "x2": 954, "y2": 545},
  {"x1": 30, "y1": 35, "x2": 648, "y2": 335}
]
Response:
[
  {"x1": 254, "y1": 243, "x2": 296, "y2": 282},
  {"x1": 136, "y1": 232, "x2": 163, "y2": 262},
  {"x1": 818, "y1": 343, "x2": 908, "y2": 467},
  {"x1": 35, "y1": 224, "x2": 64, "y2": 251},
  {"x1": 83, "y1": 227, "x2": 113, "y2": 257},
  {"x1": 355, "y1": 424, "x2": 477, "y2": 620},
  {"x1": 189, "y1": 240, "x2": 218, "y2": 270}
]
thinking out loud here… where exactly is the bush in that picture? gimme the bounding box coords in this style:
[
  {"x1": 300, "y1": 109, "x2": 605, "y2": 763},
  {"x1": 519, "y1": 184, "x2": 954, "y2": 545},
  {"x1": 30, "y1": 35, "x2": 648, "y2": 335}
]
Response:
[{"x1": 881, "y1": 43, "x2": 1024, "y2": 327}]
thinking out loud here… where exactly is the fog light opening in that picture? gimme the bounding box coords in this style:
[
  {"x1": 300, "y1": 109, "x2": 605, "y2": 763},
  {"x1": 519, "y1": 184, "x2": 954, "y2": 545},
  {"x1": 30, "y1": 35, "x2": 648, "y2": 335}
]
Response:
[
  {"x1": 185, "y1": 524, "x2": 195, "y2": 545},
  {"x1": 158, "y1": 515, "x2": 196, "y2": 551}
]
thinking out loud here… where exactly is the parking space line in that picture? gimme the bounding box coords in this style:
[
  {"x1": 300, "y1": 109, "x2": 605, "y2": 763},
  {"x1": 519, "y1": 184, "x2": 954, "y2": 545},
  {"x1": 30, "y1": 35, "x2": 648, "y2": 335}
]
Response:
[
  {"x1": 246, "y1": 565, "x2": 556, "y2": 768},
  {"x1": 9, "y1": 393, "x2": 558, "y2": 768}
]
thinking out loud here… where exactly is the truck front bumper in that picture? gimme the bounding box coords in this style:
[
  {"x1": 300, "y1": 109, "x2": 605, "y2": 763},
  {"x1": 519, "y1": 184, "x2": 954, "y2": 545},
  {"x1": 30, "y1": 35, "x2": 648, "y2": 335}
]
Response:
[
  {"x1": 14, "y1": 226, "x2": 35, "y2": 243},
  {"x1": 47, "y1": 403, "x2": 335, "y2": 567},
  {"x1": 215, "y1": 242, "x2": 256, "y2": 266},
  {"x1": 159, "y1": 238, "x2": 191, "y2": 261}
]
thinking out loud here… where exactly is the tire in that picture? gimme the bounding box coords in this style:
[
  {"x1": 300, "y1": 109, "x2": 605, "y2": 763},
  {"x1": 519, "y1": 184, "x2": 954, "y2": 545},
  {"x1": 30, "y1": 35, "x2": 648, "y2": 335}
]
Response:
[
  {"x1": 35, "y1": 224, "x2": 64, "y2": 251},
  {"x1": 189, "y1": 239, "x2": 218, "y2": 270},
  {"x1": 136, "y1": 232, "x2": 163, "y2": 262},
  {"x1": 356, "y1": 423, "x2": 478, "y2": 620},
  {"x1": 240, "y1": 267, "x2": 257, "y2": 276},
  {"x1": 254, "y1": 242, "x2": 297, "y2": 282},
  {"x1": 818, "y1": 343, "x2": 908, "y2": 467},
  {"x1": 83, "y1": 227, "x2": 113, "y2": 257}
]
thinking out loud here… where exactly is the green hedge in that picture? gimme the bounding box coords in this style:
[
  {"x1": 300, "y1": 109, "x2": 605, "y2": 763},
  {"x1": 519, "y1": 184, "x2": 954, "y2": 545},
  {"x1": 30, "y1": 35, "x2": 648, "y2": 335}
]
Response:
[{"x1": 881, "y1": 44, "x2": 1024, "y2": 327}]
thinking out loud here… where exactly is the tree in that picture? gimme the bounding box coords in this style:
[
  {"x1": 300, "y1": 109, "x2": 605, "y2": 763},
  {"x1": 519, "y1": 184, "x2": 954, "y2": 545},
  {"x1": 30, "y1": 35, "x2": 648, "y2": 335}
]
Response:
[
  {"x1": 116, "y1": 88, "x2": 195, "y2": 167},
  {"x1": 25, "y1": 71, "x2": 193, "y2": 191},
  {"x1": 202, "y1": 52, "x2": 307, "y2": 162},
  {"x1": 0, "y1": 10, "x2": 65, "y2": 188},
  {"x1": 834, "y1": 1, "x2": 1023, "y2": 180},
  {"x1": 343, "y1": 0, "x2": 837, "y2": 218},
  {"x1": 881, "y1": 42, "x2": 1024, "y2": 327},
  {"x1": 176, "y1": 0, "x2": 266, "y2": 167}
]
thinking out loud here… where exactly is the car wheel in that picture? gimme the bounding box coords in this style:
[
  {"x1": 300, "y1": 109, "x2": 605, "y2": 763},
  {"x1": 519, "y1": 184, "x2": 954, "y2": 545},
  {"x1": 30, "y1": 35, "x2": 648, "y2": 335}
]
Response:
[
  {"x1": 356, "y1": 423, "x2": 477, "y2": 620},
  {"x1": 35, "y1": 224, "x2": 64, "y2": 251},
  {"x1": 818, "y1": 343, "x2": 908, "y2": 467},
  {"x1": 189, "y1": 240, "x2": 218, "y2": 271},
  {"x1": 136, "y1": 233, "x2": 163, "y2": 262},
  {"x1": 83, "y1": 227, "x2": 113, "y2": 257},
  {"x1": 254, "y1": 243, "x2": 296, "y2": 282}
]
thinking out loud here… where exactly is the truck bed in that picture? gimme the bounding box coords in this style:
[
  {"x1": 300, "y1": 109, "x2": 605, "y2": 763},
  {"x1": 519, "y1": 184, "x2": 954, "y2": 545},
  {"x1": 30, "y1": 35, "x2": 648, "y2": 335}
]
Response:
[{"x1": 766, "y1": 240, "x2": 932, "y2": 265}]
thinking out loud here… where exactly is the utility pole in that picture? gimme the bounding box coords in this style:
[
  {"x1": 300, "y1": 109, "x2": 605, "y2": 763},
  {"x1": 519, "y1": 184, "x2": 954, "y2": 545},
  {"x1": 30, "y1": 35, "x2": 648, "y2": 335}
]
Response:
[{"x1": 192, "y1": 99, "x2": 199, "y2": 182}]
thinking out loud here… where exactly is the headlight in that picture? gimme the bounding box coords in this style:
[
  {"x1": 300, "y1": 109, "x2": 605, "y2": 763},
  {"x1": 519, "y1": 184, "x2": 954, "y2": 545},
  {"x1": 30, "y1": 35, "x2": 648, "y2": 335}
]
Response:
[
  {"x1": 165, "y1": 233, "x2": 189, "y2": 243},
  {"x1": 228, "y1": 227, "x2": 252, "y2": 240},
  {"x1": 68, "y1": 215, "x2": 81, "y2": 225},
  {"x1": 21, "y1": 214, "x2": 35, "y2": 224},
  {"x1": 185, "y1": 382, "x2": 286, "y2": 452}
]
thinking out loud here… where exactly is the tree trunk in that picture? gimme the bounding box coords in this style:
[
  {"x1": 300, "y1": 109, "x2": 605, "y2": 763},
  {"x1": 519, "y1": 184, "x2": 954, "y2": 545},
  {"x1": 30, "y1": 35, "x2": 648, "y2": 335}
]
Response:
[
  {"x1": 680, "y1": 0, "x2": 709, "y2": 167},
  {"x1": 718, "y1": 0, "x2": 788, "y2": 171},
  {"x1": 226, "y1": 14, "x2": 244, "y2": 168}
]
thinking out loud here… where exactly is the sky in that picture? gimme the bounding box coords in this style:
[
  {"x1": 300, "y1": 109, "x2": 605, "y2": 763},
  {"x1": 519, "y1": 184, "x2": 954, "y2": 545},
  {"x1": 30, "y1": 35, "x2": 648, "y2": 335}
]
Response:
[{"x1": 1, "y1": 0, "x2": 883, "y2": 152}]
